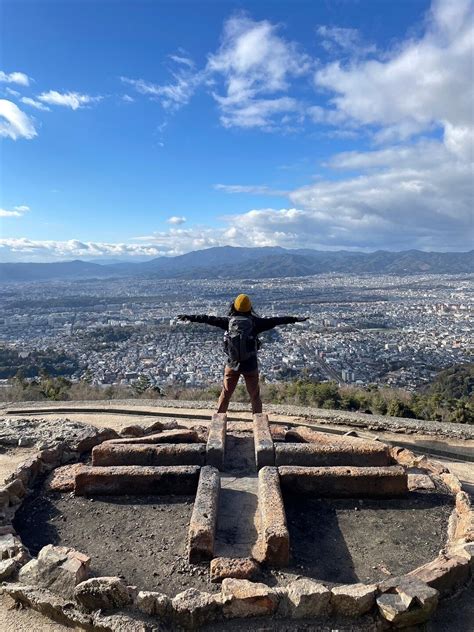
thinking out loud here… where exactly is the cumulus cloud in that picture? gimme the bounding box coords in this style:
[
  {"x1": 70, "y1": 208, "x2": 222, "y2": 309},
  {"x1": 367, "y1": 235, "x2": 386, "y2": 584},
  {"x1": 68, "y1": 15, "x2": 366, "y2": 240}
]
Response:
[
  {"x1": 207, "y1": 14, "x2": 311, "y2": 129},
  {"x1": 0, "y1": 205, "x2": 30, "y2": 218},
  {"x1": 166, "y1": 216, "x2": 187, "y2": 225},
  {"x1": 0, "y1": 70, "x2": 31, "y2": 86},
  {"x1": 0, "y1": 100, "x2": 37, "y2": 140},
  {"x1": 37, "y1": 91, "x2": 103, "y2": 110}
]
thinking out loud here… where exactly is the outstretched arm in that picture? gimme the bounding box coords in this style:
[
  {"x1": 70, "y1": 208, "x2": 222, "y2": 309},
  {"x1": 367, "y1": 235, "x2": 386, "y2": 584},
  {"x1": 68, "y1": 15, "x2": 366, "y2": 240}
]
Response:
[
  {"x1": 254, "y1": 315, "x2": 307, "y2": 334},
  {"x1": 177, "y1": 314, "x2": 229, "y2": 330}
]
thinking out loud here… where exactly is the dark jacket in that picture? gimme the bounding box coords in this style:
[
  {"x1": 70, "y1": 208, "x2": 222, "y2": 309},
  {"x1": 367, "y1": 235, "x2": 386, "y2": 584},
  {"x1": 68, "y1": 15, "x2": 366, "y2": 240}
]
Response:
[{"x1": 180, "y1": 313, "x2": 301, "y2": 372}]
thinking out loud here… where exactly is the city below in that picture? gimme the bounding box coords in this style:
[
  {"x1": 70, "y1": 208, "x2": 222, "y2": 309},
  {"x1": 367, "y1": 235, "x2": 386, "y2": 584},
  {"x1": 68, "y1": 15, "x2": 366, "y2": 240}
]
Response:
[{"x1": 0, "y1": 271, "x2": 472, "y2": 392}]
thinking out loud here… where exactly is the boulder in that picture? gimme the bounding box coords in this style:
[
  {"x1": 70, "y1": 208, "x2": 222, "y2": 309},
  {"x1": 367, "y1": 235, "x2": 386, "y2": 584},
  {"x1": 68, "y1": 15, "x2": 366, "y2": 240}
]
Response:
[
  {"x1": 221, "y1": 578, "x2": 278, "y2": 618},
  {"x1": 134, "y1": 590, "x2": 170, "y2": 616},
  {"x1": 74, "y1": 576, "x2": 132, "y2": 611},
  {"x1": 283, "y1": 578, "x2": 330, "y2": 618},
  {"x1": 331, "y1": 582, "x2": 376, "y2": 617},
  {"x1": 377, "y1": 576, "x2": 438, "y2": 627},
  {"x1": 19, "y1": 544, "x2": 90, "y2": 599},
  {"x1": 172, "y1": 588, "x2": 221, "y2": 628}
]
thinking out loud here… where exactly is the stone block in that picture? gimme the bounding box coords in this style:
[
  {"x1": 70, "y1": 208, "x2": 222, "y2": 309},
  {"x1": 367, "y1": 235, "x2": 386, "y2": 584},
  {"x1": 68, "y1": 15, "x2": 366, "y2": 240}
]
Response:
[
  {"x1": 279, "y1": 465, "x2": 408, "y2": 497},
  {"x1": 285, "y1": 428, "x2": 390, "y2": 463},
  {"x1": 255, "y1": 467, "x2": 289, "y2": 566},
  {"x1": 210, "y1": 557, "x2": 259, "y2": 583},
  {"x1": 45, "y1": 463, "x2": 87, "y2": 493},
  {"x1": 377, "y1": 576, "x2": 438, "y2": 627},
  {"x1": 407, "y1": 472, "x2": 435, "y2": 491},
  {"x1": 106, "y1": 429, "x2": 199, "y2": 446},
  {"x1": 91, "y1": 443, "x2": 206, "y2": 466},
  {"x1": 74, "y1": 576, "x2": 132, "y2": 611},
  {"x1": 331, "y1": 582, "x2": 376, "y2": 617},
  {"x1": 206, "y1": 413, "x2": 227, "y2": 470},
  {"x1": 134, "y1": 590, "x2": 170, "y2": 616},
  {"x1": 74, "y1": 465, "x2": 200, "y2": 496},
  {"x1": 408, "y1": 554, "x2": 471, "y2": 594},
  {"x1": 172, "y1": 588, "x2": 221, "y2": 629},
  {"x1": 275, "y1": 443, "x2": 390, "y2": 467},
  {"x1": 188, "y1": 466, "x2": 219, "y2": 563},
  {"x1": 19, "y1": 544, "x2": 90, "y2": 599},
  {"x1": 221, "y1": 578, "x2": 278, "y2": 618},
  {"x1": 282, "y1": 578, "x2": 330, "y2": 618},
  {"x1": 253, "y1": 414, "x2": 274, "y2": 469}
]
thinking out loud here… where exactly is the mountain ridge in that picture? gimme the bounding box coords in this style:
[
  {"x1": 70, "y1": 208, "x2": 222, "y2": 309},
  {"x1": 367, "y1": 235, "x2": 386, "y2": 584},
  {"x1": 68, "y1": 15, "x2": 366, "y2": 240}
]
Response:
[{"x1": 0, "y1": 246, "x2": 472, "y2": 282}]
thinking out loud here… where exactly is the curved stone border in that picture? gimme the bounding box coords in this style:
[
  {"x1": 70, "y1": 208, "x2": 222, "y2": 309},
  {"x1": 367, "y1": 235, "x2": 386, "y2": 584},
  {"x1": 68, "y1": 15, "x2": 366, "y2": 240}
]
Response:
[{"x1": 1, "y1": 423, "x2": 472, "y2": 630}]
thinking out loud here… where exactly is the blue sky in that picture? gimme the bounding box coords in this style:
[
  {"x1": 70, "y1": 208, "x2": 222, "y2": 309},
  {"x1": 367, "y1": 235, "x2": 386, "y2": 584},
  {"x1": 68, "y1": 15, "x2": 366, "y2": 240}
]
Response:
[{"x1": 0, "y1": 0, "x2": 472, "y2": 261}]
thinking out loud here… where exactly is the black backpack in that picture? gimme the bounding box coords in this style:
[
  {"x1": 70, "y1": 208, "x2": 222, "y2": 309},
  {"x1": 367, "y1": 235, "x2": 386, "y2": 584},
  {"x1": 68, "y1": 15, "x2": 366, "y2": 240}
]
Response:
[{"x1": 224, "y1": 315, "x2": 258, "y2": 363}]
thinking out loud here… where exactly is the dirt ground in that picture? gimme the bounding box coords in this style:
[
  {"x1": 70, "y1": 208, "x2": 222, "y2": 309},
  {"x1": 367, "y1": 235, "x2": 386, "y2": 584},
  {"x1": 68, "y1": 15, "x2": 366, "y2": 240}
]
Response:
[{"x1": 14, "y1": 490, "x2": 218, "y2": 596}]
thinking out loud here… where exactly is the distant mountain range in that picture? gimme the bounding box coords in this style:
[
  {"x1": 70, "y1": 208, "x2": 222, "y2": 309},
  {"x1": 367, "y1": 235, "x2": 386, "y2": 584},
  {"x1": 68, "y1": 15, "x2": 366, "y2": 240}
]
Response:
[{"x1": 0, "y1": 246, "x2": 472, "y2": 282}]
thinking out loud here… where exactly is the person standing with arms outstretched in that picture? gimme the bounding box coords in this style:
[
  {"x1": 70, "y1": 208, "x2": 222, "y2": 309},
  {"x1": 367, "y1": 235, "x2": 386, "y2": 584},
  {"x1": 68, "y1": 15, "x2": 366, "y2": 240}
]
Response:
[{"x1": 177, "y1": 294, "x2": 307, "y2": 413}]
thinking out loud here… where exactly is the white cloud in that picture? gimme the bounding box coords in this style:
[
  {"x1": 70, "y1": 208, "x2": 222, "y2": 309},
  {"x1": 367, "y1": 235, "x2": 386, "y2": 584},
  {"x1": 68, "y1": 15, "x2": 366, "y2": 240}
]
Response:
[
  {"x1": 166, "y1": 216, "x2": 187, "y2": 225},
  {"x1": 0, "y1": 71, "x2": 31, "y2": 86},
  {"x1": 207, "y1": 14, "x2": 311, "y2": 129},
  {"x1": 121, "y1": 94, "x2": 134, "y2": 103},
  {"x1": 20, "y1": 96, "x2": 51, "y2": 111},
  {"x1": 37, "y1": 91, "x2": 103, "y2": 110},
  {"x1": 0, "y1": 100, "x2": 37, "y2": 140},
  {"x1": 214, "y1": 184, "x2": 288, "y2": 195},
  {"x1": 0, "y1": 205, "x2": 30, "y2": 218},
  {"x1": 314, "y1": 0, "x2": 473, "y2": 141}
]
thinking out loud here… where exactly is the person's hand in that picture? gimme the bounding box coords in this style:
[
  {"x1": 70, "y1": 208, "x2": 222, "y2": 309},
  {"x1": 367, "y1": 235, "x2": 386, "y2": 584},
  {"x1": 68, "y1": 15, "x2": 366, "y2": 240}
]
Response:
[{"x1": 296, "y1": 316, "x2": 308, "y2": 322}]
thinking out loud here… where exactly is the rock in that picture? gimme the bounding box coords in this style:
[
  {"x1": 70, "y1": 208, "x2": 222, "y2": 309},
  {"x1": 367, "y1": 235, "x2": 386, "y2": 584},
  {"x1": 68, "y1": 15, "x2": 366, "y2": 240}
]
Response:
[
  {"x1": 135, "y1": 590, "x2": 170, "y2": 616},
  {"x1": 74, "y1": 576, "x2": 132, "y2": 611},
  {"x1": 407, "y1": 473, "x2": 435, "y2": 491},
  {"x1": 0, "y1": 558, "x2": 17, "y2": 580},
  {"x1": 408, "y1": 554, "x2": 471, "y2": 595},
  {"x1": 45, "y1": 463, "x2": 87, "y2": 492},
  {"x1": 19, "y1": 544, "x2": 90, "y2": 599},
  {"x1": 210, "y1": 557, "x2": 259, "y2": 583},
  {"x1": 120, "y1": 425, "x2": 145, "y2": 438},
  {"x1": 377, "y1": 576, "x2": 438, "y2": 627},
  {"x1": 172, "y1": 588, "x2": 221, "y2": 628},
  {"x1": 331, "y1": 583, "x2": 376, "y2": 617},
  {"x1": 283, "y1": 578, "x2": 330, "y2": 618},
  {"x1": 221, "y1": 578, "x2": 278, "y2": 618},
  {"x1": 4, "y1": 478, "x2": 26, "y2": 503},
  {"x1": 0, "y1": 533, "x2": 22, "y2": 560}
]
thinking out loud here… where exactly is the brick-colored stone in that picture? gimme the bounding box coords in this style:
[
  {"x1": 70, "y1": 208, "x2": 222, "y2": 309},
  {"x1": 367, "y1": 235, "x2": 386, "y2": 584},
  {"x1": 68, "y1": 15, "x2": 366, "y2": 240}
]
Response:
[
  {"x1": 221, "y1": 578, "x2": 278, "y2": 618},
  {"x1": 45, "y1": 463, "x2": 87, "y2": 492},
  {"x1": 255, "y1": 466, "x2": 289, "y2": 566},
  {"x1": 91, "y1": 442, "x2": 206, "y2": 467},
  {"x1": 283, "y1": 578, "x2": 330, "y2": 618},
  {"x1": 408, "y1": 554, "x2": 470, "y2": 595},
  {"x1": 74, "y1": 465, "x2": 200, "y2": 496},
  {"x1": 210, "y1": 557, "x2": 259, "y2": 583},
  {"x1": 275, "y1": 442, "x2": 390, "y2": 467},
  {"x1": 331, "y1": 582, "x2": 376, "y2": 617},
  {"x1": 278, "y1": 465, "x2": 408, "y2": 497},
  {"x1": 285, "y1": 427, "x2": 389, "y2": 461},
  {"x1": 74, "y1": 576, "x2": 132, "y2": 610},
  {"x1": 253, "y1": 413, "x2": 274, "y2": 469},
  {"x1": 206, "y1": 413, "x2": 227, "y2": 470},
  {"x1": 106, "y1": 428, "x2": 200, "y2": 446},
  {"x1": 407, "y1": 472, "x2": 435, "y2": 491},
  {"x1": 188, "y1": 466, "x2": 219, "y2": 563}
]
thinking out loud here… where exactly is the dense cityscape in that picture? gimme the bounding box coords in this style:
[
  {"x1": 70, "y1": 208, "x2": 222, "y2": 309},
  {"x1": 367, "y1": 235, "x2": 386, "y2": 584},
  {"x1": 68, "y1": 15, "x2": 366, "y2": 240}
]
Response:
[{"x1": 0, "y1": 272, "x2": 472, "y2": 393}]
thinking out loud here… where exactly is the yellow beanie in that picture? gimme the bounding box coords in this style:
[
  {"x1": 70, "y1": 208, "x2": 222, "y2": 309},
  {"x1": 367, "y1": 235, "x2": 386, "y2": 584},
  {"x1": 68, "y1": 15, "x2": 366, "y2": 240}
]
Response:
[{"x1": 234, "y1": 294, "x2": 252, "y2": 313}]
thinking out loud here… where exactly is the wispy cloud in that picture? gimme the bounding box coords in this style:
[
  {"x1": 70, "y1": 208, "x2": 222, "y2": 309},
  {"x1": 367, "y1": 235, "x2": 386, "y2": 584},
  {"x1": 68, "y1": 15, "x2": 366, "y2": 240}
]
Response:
[
  {"x1": 37, "y1": 90, "x2": 103, "y2": 110},
  {"x1": 0, "y1": 70, "x2": 31, "y2": 86},
  {"x1": 0, "y1": 100, "x2": 37, "y2": 140},
  {"x1": 20, "y1": 96, "x2": 51, "y2": 111},
  {"x1": 0, "y1": 204, "x2": 30, "y2": 218},
  {"x1": 214, "y1": 184, "x2": 288, "y2": 195},
  {"x1": 317, "y1": 25, "x2": 376, "y2": 58},
  {"x1": 166, "y1": 216, "x2": 187, "y2": 225}
]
